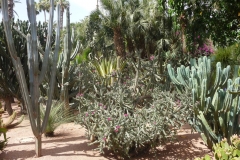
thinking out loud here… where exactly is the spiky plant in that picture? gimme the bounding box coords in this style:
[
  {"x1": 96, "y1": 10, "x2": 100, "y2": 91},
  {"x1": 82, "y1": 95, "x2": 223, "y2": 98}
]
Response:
[
  {"x1": 91, "y1": 56, "x2": 125, "y2": 86},
  {"x1": 40, "y1": 101, "x2": 75, "y2": 137}
]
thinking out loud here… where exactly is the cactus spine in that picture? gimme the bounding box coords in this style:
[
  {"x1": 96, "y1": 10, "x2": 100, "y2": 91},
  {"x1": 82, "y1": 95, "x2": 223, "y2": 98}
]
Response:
[
  {"x1": 167, "y1": 56, "x2": 240, "y2": 148},
  {"x1": 1, "y1": 0, "x2": 60, "y2": 157}
]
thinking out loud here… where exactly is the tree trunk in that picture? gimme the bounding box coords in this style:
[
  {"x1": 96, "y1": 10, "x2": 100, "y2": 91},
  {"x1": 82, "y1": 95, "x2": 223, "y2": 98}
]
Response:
[
  {"x1": 180, "y1": 13, "x2": 187, "y2": 53},
  {"x1": 126, "y1": 37, "x2": 135, "y2": 56},
  {"x1": 60, "y1": 8, "x2": 64, "y2": 30},
  {"x1": 35, "y1": 136, "x2": 42, "y2": 157},
  {"x1": 8, "y1": 0, "x2": 14, "y2": 19},
  {"x1": 113, "y1": 27, "x2": 125, "y2": 58},
  {"x1": 10, "y1": 96, "x2": 15, "y2": 103},
  {"x1": 4, "y1": 96, "x2": 13, "y2": 115}
]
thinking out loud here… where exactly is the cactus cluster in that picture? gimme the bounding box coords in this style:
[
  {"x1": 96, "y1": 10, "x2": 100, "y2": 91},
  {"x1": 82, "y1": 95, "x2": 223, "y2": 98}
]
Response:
[
  {"x1": 41, "y1": 6, "x2": 80, "y2": 110},
  {"x1": 167, "y1": 56, "x2": 240, "y2": 148}
]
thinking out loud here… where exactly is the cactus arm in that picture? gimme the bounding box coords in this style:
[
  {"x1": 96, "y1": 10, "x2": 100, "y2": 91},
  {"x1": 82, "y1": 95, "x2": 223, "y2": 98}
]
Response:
[
  {"x1": 228, "y1": 78, "x2": 240, "y2": 140},
  {"x1": 3, "y1": 111, "x2": 17, "y2": 127},
  {"x1": 209, "y1": 63, "x2": 221, "y2": 96},
  {"x1": 167, "y1": 64, "x2": 182, "y2": 86},
  {"x1": 1, "y1": 0, "x2": 37, "y2": 136},
  {"x1": 6, "y1": 115, "x2": 25, "y2": 129},
  {"x1": 59, "y1": 6, "x2": 72, "y2": 109},
  {"x1": 220, "y1": 66, "x2": 231, "y2": 86},
  {"x1": 38, "y1": 0, "x2": 55, "y2": 84},
  {"x1": 70, "y1": 40, "x2": 80, "y2": 61},
  {"x1": 198, "y1": 111, "x2": 218, "y2": 141},
  {"x1": 176, "y1": 65, "x2": 189, "y2": 89},
  {"x1": 41, "y1": 3, "x2": 61, "y2": 134},
  {"x1": 200, "y1": 79, "x2": 207, "y2": 111},
  {"x1": 12, "y1": 26, "x2": 45, "y2": 55}
]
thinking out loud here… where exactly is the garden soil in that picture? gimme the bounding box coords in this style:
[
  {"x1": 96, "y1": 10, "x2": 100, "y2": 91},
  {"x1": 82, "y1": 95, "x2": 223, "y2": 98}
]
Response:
[{"x1": 0, "y1": 103, "x2": 213, "y2": 160}]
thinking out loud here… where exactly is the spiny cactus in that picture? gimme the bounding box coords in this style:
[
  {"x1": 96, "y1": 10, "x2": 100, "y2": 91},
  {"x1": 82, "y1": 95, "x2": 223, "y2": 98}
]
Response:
[
  {"x1": 41, "y1": 6, "x2": 80, "y2": 109},
  {"x1": 167, "y1": 56, "x2": 240, "y2": 149},
  {"x1": 59, "y1": 6, "x2": 80, "y2": 109},
  {"x1": 1, "y1": 111, "x2": 24, "y2": 128},
  {"x1": 0, "y1": 20, "x2": 56, "y2": 115},
  {"x1": 0, "y1": 114, "x2": 7, "y2": 151},
  {"x1": 1, "y1": 0, "x2": 61, "y2": 157}
]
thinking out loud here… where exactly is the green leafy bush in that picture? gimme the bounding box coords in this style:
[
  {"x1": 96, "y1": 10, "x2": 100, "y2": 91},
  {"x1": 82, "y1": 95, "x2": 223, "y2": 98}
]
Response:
[
  {"x1": 76, "y1": 57, "x2": 193, "y2": 158},
  {"x1": 40, "y1": 101, "x2": 75, "y2": 137},
  {"x1": 211, "y1": 43, "x2": 240, "y2": 68},
  {"x1": 195, "y1": 135, "x2": 240, "y2": 160}
]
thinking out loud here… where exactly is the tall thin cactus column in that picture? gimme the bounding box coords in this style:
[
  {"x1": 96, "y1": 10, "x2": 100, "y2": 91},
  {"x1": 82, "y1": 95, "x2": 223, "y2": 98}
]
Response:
[
  {"x1": 1, "y1": 0, "x2": 61, "y2": 157},
  {"x1": 60, "y1": 5, "x2": 79, "y2": 109}
]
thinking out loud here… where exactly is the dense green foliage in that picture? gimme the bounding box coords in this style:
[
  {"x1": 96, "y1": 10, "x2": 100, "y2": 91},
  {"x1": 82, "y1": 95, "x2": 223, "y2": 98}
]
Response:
[{"x1": 168, "y1": 0, "x2": 240, "y2": 49}]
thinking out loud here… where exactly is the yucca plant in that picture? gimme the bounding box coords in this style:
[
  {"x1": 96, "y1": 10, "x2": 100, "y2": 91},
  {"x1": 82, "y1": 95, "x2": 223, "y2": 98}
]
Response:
[{"x1": 40, "y1": 101, "x2": 75, "y2": 137}]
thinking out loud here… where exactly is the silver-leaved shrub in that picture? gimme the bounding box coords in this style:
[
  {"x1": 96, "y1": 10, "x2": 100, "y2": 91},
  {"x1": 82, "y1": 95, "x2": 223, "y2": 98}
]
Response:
[{"x1": 76, "y1": 56, "x2": 194, "y2": 158}]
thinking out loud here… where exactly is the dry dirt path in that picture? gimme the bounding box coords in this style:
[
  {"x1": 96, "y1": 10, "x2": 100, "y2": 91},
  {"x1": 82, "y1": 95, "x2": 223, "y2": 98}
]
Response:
[{"x1": 0, "y1": 104, "x2": 212, "y2": 160}]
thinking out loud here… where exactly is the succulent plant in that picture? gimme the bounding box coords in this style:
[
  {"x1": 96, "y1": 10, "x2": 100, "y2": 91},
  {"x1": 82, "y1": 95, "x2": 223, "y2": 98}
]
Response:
[
  {"x1": 1, "y1": 0, "x2": 61, "y2": 156},
  {"x1": 91, "y1": 56, "x2": 125, "y2": 86},
  {"x1": 76, "y1": 55, "x2": 194, "y2": 158},
  {"x1": 195, "y1": 134, "x2": 240, "y2": 160},
  {"x1": 0, "y1": 114, "x2": 7, "y2": 151},
  {"x1": 0, "y1": 19, "x2": 56, "y2": 115},
  {"x1": 1, "y1": 111, "x2": 24, "y2": 129},
  {"x1": 40, "y1": 101, "x2": 75, "y2": 137},
  {"x1": 167, "y1": 56, "x2": 240, "y2": 149}
]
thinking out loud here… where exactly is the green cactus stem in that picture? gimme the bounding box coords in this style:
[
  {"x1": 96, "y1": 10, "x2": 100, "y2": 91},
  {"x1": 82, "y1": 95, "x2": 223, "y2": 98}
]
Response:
[
  {"x1": 1, "y1": 0, "x2": 61, "y2": 157},
  {"x1": 167, "y1": 56, "x2": 240, "y2": 149}
]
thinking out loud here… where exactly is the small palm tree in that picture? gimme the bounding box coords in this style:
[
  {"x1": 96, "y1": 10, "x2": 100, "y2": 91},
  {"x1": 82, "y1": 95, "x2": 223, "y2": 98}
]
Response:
[
  {"x1": 40, "y1": 100, "x2": 75, "y2": 137},
  {"x1": 35, "y1": 0, "x2": 50, "y2": 22},
  {"x1": 100, "y1": 0, "x2": 127, "y2": 58}
]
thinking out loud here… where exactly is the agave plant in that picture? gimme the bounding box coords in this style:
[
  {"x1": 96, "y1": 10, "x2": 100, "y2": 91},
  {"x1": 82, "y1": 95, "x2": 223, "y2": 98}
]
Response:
[
  {"x1": 40, "y1": 100, "x2": 75, "y2": 137},
  {"x1": 91, "y1": 56, "x2": 125, "y2": 86}
]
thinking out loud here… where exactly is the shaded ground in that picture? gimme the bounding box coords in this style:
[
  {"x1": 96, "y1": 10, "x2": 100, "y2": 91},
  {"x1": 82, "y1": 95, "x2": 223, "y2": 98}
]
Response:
[{"x1": 0, "y1": 103, "x2": 213, "y2": 160}]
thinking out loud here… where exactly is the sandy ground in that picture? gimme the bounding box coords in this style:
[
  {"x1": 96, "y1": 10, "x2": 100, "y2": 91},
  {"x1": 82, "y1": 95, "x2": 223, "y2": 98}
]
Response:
[{"x1": 0, "y1": 103, "x2": 213, "y2": 160}]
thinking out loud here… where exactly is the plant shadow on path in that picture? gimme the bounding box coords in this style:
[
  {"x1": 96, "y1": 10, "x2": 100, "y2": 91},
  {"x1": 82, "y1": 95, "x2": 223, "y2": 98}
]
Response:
[
  {"x1": 1, "y1": 130, "x2": 212, "y2": 160},
  {"x1": 102, "y1": 133, "x2": 212, "y2": 160},
  {"x1": 1, "y1": 135, "x2": 110, "y2": 159}
]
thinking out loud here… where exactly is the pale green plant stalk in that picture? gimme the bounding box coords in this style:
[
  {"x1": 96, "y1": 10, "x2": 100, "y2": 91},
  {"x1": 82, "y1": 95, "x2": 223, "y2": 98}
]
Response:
[{"x1": 1, "y1": 0, "x2": 60, "y2": 157}]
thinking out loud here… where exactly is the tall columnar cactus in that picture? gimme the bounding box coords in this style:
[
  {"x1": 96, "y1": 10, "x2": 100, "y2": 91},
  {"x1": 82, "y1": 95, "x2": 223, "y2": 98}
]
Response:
[
  {"x1": 0, "y1": 20, "x2": 55, "y2": 115},
  {"x1": 1, "y1": 0, "x2": 60, "y2": 157},
  {"x1": 59, "y1": 6, "x2": 79, "y2": 109},
  {"x1": 167, "y1": 56, "x2": 240, "y2": 149}
]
